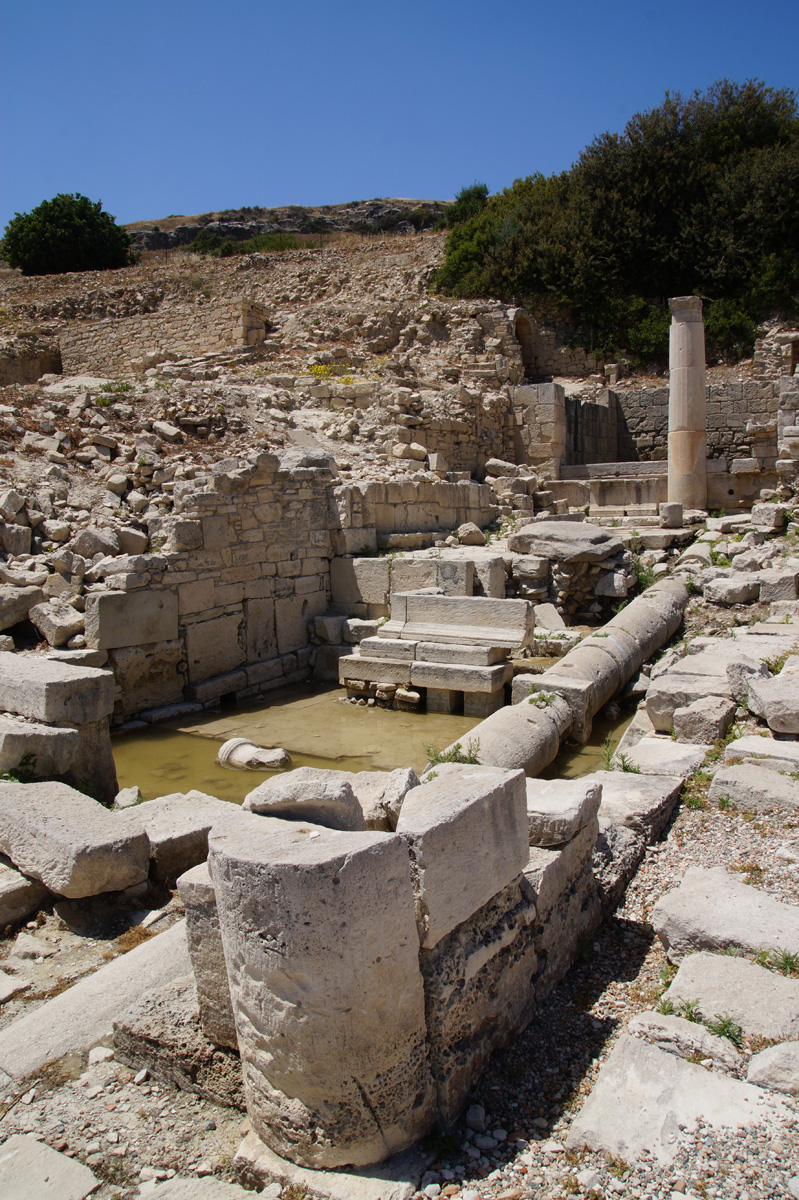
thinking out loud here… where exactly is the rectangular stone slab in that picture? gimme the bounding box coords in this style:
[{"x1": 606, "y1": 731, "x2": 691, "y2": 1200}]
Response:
[
  {"x1": 0, "y1": 654, "x2": 114, "y2": 725},
  {"x1": 338, "y1": 655, "x2": 413, "y2": 686},
  {"x1": 381, "y1": 593, "x2": 533, "y2": 648},
  {"x1": 396, "y1": 763, "x2": 528, "y2": 948},
  {"x1": 414, "y1": 642, "x2": 507, "y2": 666},
  {"x1": 176, "y1": 862, "x2": 237, "y2": 1049},
  {"x1": 525, "y1": 777, "x2": 601, "y2": 847},
  {"x1": 0, "y1": 1134, "x2": 100, "y2": 1199},
  {"x1": 0, "y1": 780, "x2": 149, "y2": 898},
  {"x1": 0, "y1": 715, "x2": 79, "y2": 776},
  {"x1": 590, "y1": 770, "x2": 683, "y2": 839},
  {"x1": 410, "y1": 661, "x2": 509, "y2": 694},
  {"x1": 565, "y1": 1033, "x2": 787, "y2": 1166},
  {"x1": 664, "y1": 951, "x2": 799, "y2": 1040},
  {"x1": 116, "y1": 790, "x2": 236, "y2": 881},
  {"x1": 0, "y1": 854, "x2": 49, "y2": 926},
  {"x1": 84, "y1": 588, "x2": 179, "y2": 650},
  {"x1": 652, "y1": 865, "x2": 799, "y2": 961}
]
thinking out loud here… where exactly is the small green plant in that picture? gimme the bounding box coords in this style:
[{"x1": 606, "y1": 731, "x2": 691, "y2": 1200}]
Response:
[
  {"x1": 94, "y1": 393, "x2": 113, "y2": 407},
  {"x1": 528, "y1": 690, "x2": 556, "y2": 708},
  {"x1": 617, "y1": 753, "x2": 641, "y2": 774},
  {"x1": 655, "y1": 995, "x2": 676, "y2": 1015},
  {"x1": 633, "y1": 555, "x2": 655, "y2": 590},
  {"x1": 98, "y1": 380, "x2": 132, "y2": 394},
  {"x1": 754, "y1": 948, "x2": 773, "y2": 968},
  {"x1": 716, "y1": 795, "x2": 733, "y2": 811},
  {"x1": 607, "y1": 1155, "x2": 630, "y2": 1179},
  {"x1": 685, "y1": 574, "x2": 701, "y2": 595},
  {"x1": 0, "y1": 752, "x2": 37, "y2": 783},
  {"x1": 709, "y1": 548, "x2": 732, "y2": 568},
  {"x1": 422, "y1": 738, "x2": 481, "y2": 766},
  {"x1": 600, "y1": 732, "x2": 615, "y2": 771},
  {"x1": 678, "y1": 999, "x2": 703, "y2": 1023},
  {"x1": 705, "y1": 1012, "x2": 744, "y2": 1048},
  {"x1": 771, "y1": 948, "x2": 799, "y2": 977},
  {"x1": 310, "y1": 363, "x2": 334, "y2": 378}
]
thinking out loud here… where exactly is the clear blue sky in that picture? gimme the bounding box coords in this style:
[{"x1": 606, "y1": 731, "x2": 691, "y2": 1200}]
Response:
[{"x1": 2, "y1": 0, "x2": 797, "y2": 230}]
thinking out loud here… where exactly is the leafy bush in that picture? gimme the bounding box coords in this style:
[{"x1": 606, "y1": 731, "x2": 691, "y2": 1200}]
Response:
[
  {"x1": 190, "y1": 229, "x2": 317, "y2": 257},
  {"x1": 2, "y1": 193, "x2": 133, "y2": 275},
  {"x1": 435, "y1": 80, "x2": 799, "y2": 365}
]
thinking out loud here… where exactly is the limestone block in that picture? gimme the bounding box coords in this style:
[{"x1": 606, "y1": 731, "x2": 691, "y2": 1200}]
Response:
[
  {"x1": 117, "y1": 790, "x2": 235, "y2": 880},
  {"x1": 748, "y1": 671, "x2": 799, "y2": 733},
  {"x1": 177, "y1": 863, "x2": 237, "y2": 1049},
  {"x1": 457, "y1": 521, "x2": 486, "y2": 546},
  {"x1": 725, "y1": 733, "x2": 799, "y2": 767},
  {"x1": 463, "y1": 689, "x2": 505, "y2": 717},
  {"x1": 593, "y1": 770, "x2": 682, "y2": 840},
  {"x1": 313, "y1": 613, "x2": 346, "y2": 644},
  {"x1": 704, "y1": 575, "x2": 760, "y2": 605},
  {"x1": 243, "y1": 766, "x2": 367, "y2": 831},
  {"x1": 415, "y1": 641, "x2": 506, "y2": 666},
  {"x1": 185, "y1": 614, "x2": 244, "y2": 684},
  {"x1": 275, "y1": 591, "x2": 326, "y2": 655},
  {"x1": 708, "y1": 763, "x2": 799, "y2": 811},
  {"x1": 524, "y1": 818, "x2": 599, "y2": 919},
  {"x1": 0, "y1": 780, "x2": 149, "y2": 898},
  {"x1": 28, "y1": 599, "x2": 85, "y2": 647},
  {"x1": 533, "y1": 863, "x2": 601, "y2": 994},
  {"x1": 759, "y1": 568, "x2": 799, "y2": 602},
  {"x1": 653, "y1": 866, "x2": 799, "y2": 961},
  {"x1": 396, "y1": 763, "x2": 528, "y2": 948},
  {"x1": 410, "y1": 660, "x2": 508, "y2": 694},
  {"x1": 564, "y1": 1034, "x2": 786, "y2": 1167},
  {"x1": 616, "y1": 735, "x2": 709, "y2": 778},
  {"x1": 359, "y1": 636, "x2": 416, "y2": 661},
  {"x1": 525, "y1": 777, "x2": 601, "y2": 847},
  {"x1": 383, "y1": 592, "x2": 533, "y2": 649},
  {"x1": 178, "y1": 578, "x2": 215, "y2": 617},
  {"x1": 747, "y1": 1041, "x2": 799, "y2": 1096},
  {"x1": 592, "y1": 819, "x2": 646, "y2": 914},
  {"x1": 672, "y1": 694, "x2": 737, "y2": 743},
  {"x1": 0, "y1": 855, "x2": 49, "y2": 926},
  {"x1": 108, "y1": 640, "x2": 185, "y2": 717},
  {"x1": 0, "y1": 714, "x2": 78, "y2": 778},
  {"x1": 0, "y1": 584, "x2": 43, "y2": 631},
  {"x1": 343, "y1": 617, "x2": 380, "y2": 643},
  {"x1": 330, "y1": 557, "x2": 390, "y2": 607},
  {"x1": 390, "y1": 558, "x2": 473, "y2": 597},
  {"x1": 507, "y1": 520, "x2": 624, "y2": 562},
  {"x1": 339, "y1": 656, "x2": 413, "y2": 687},
  {"x1": 0, "y1": 523, "x2": 31, "y2": 555},
  {"x1": 84, "y1": 588, "x2": 178, "y2": 650},
  {"x1": 208, "y1": 812, "x2": 435, "y2": 1168},
  {"x1": 0, "y1": 1134, "x2": 100, "y2": 1200},
  {"x1": 0, "y1": 654, "x2": 114, "y2": 725},
  {"x1": 342, "y1": 767, "x2": 420, "y2": 831},
  {"x1": 751, "y1": 501, "x2": 786, "y2": 530},
  {"x1": 244, "y1": 597, "x2": 276, "y2": 662},
  {"x1": 665, "y1": 951, "x2": 799, "y2": 1040},
  {"x1": 72, "y1": 525, "x2": 120, "y2": 557},
  {"x1": 627, "y1": 1010, "x2": 743, "y2": 1072},
  {"x1": 659, "y1": 501, "x2": 683, "y2": 528},
  {"x1": 513, "y1": 555, "x2": 549, "y2": 581},
  {"x1": 533, "y1": 602, "x2": 565, "y2": 630},
  {"x1": 646, "y1": 672, "x2": 731, "y2": 731},
  {"x1": 117, "y1": 525, "x2": 149, "y2": 555}
]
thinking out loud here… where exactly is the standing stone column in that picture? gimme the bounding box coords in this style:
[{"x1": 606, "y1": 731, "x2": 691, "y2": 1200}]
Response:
[
  {"x1": 668, "y1": 295, "x2": 707, "y2": 510},
  {"x1": 208, "y1": 811, "x2": 435, "y2": 1169}
]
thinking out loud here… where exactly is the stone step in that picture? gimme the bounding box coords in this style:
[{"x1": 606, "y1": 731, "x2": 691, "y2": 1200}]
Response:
[
  {"x1": 708, "y1": 763, "x2": 799, "y2": 812},
  {"x1": 652, "y1": 866, "x2": 799, "y2": 961},
  {"x1": 664, "y1": 951, "x2": 799, "y2": 1041},
  {"x1": 611, "y1": 736, "x2": 709, "y2": 779},
  {"x1": 0, "y1": 919, "x2": 190, "y2": 1093}
]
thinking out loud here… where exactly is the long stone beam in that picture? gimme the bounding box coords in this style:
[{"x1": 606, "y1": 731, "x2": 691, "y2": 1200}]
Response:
[{"x1": 441, "y1": 578, "x2": 688, "y2": 771}]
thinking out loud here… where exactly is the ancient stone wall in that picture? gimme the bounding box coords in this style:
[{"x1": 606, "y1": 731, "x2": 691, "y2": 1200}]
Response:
[
  {"x1": 59, "y1": 297, "x2": 265, "y2": 375},
  {"x1": 615, "y1": 382, "x2": 779, "y2": 462}
]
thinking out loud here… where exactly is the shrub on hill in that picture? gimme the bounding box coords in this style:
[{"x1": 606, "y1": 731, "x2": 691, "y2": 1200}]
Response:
[
  {"x1": 1, "y1": 193, "x2": 133, "y2": 276},
  {"x1": 435, "y1": 80, "x2": 799, "y2": 364}
]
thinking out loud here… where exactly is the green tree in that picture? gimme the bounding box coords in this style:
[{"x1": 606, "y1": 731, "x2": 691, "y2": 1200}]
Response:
[
  {"x1": 1, "y1": 193, "x2": 133, "y2": 275},
  {"x1": 435, "y1": 81, "x2": 799, "y2": 364},
  {"x1": 445, "y1": 181, "x2": 489, "y2": 227}
]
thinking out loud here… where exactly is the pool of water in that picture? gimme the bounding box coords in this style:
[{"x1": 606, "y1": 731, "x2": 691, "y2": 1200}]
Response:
[
  {"x1": 541, "y1": 711, "x2": 633, "y2": 779},
  {"x1": 113, "y1": 683, "x2": 482, "y2": 804}
]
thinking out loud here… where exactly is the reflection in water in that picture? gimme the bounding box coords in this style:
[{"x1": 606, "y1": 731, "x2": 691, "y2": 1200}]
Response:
[{"x1": 113, "y1": 683, "x2": 482, "y2": 805}]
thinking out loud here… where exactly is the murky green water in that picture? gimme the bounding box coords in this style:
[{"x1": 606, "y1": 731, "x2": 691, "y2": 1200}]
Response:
[
  {"x1": 542, "y1": 711, "x2": 633, "y2": 779},
  {"x1": 113, "y1": 683, "x2": 482, "y2": 804}
]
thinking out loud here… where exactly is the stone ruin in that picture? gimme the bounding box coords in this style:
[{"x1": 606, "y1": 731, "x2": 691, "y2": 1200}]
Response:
[{"x1": 1, "y1": 268, "x2": 799, "y2": 1193}]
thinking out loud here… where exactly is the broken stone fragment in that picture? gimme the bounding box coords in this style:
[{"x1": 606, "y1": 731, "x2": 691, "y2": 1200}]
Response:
[
  {"x1": 28, "y1": 599, "x2": 85, "y2": 647},
  {"x1": 217, "y1": 738, "x2": 291, "y2": 770},
  {"x1": 242, "y1": 766, "x2": 366, "y2": 830}
]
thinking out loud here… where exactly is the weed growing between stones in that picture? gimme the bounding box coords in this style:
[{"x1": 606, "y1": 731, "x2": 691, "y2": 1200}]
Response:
[
  {"x1": 755, "y1": 947, "x2": 799, "y2": 977},
  {"x1": 677, "y1": 998, "x2": 703, "y2": 1023},
  {"x1": 705, "y1": 1012, "x2": 745, "y2": 1047},
  {"x1": 422, "y1": 738, "x2": 481, "y2": 766}
]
